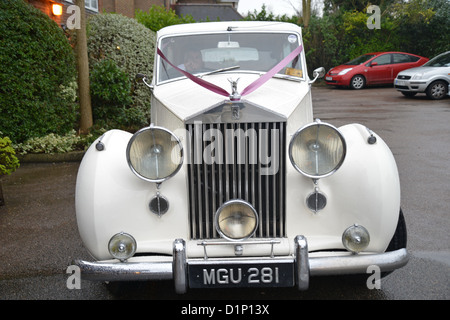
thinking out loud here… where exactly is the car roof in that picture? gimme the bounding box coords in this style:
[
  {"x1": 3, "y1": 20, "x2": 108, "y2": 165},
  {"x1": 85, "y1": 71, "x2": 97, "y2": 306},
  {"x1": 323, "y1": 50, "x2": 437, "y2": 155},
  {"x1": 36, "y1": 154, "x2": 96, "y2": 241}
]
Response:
[
  {"x1": 157, "y1": 21, "x2": 303, "y2": 38},
  {"x1": 365, "y1": 51, "x2": 424, "y2": 57}
]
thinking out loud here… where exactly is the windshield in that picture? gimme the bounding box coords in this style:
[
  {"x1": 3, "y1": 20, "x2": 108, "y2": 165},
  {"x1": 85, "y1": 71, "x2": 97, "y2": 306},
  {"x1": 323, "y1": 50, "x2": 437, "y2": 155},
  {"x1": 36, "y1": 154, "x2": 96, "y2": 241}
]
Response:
[
  {"x1": 423, "y1": 52, "x2": 450, "y2": 67},
  {"x1": 157, "y1": 32, "x2": 303, "y2": 83},
  {"x1": 344, "y1": 54, "x2": 376, "y2": 65}
]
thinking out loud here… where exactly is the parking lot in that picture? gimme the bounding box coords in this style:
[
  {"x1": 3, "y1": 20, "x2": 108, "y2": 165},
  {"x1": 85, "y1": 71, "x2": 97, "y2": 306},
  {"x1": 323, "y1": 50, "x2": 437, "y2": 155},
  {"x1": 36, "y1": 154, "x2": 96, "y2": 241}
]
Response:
[{"x1": 0, "y1": 85, "x2": 448, "y2": 301}]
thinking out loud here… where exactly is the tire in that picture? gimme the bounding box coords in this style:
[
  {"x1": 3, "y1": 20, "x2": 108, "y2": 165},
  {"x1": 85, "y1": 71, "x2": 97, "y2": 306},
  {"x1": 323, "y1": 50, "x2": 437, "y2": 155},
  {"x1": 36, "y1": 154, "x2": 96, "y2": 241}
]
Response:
[
  {"x1": 401, "y1": 91, "x2": 417, "y2": 98},
  {"x1": 426, "y1": 80, "x2": 448, "y2": 100},
  {"x1": 375, "y1": 209, "x2": 407, "y2": 278},
  {"x1": 350, "y1": 75, "x2": 366, "y2": 90},
  {"x1": 386, "y1": 209, "x2": 407, "y2": 252}
]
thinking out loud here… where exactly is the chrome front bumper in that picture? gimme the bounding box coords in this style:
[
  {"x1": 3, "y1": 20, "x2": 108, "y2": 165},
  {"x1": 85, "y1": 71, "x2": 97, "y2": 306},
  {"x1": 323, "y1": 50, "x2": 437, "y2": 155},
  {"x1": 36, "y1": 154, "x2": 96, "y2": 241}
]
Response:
[{"x1": 73, "y1": 236, "x2": 409, "y2": 294}]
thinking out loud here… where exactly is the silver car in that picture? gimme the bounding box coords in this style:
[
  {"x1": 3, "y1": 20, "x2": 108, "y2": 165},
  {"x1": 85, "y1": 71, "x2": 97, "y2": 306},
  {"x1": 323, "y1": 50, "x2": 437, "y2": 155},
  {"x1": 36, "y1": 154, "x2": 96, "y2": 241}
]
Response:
[{"x1": 395, "y1": 51, "x2": 450, "y2": 100}]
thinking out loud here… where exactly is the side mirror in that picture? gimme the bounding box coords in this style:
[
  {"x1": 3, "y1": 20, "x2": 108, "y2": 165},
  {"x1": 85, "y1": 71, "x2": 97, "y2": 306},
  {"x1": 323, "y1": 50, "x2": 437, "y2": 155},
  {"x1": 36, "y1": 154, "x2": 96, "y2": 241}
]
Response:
[
  {"x1": 313, "y1": 67, "x2": 325, "y2": 79},
  {"x1": 309, "y1": 67, "x2": 325, "y2": 84},
  {"x1": 136, "y1": 73, "x2": 153, "y2": 90},
  {"x1": 370, "y1": 62, "x2": 378, "y2": 67},
  {"x1": 135, "y1": 73, "x2": 147, "y2": 82}
]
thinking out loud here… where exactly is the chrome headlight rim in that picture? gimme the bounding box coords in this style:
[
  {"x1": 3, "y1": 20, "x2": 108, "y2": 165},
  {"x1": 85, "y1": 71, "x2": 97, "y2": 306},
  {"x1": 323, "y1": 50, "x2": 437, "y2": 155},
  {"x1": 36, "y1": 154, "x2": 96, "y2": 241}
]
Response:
[
  {"x1": 342, "y1": 224, "x2": 370, "y2": 253},
  {"x1": 108, "y1": 232, "x2": 137, "y2": 262},
  {"x1": 289, "y1": 120, "x2": 347, "y2": 179},
  {"x1": 214, "y1": 199, "x2": 259, "y2": 242},
  {"x1": 126, "y1": 125, "x2": 184, "y2": 183}
]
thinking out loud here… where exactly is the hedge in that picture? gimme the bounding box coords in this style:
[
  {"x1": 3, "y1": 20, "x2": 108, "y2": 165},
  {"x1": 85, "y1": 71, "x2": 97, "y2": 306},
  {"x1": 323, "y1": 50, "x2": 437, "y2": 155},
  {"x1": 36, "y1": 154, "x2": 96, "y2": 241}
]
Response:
[{"x1": 0, "y1": 0, "x2": 77, "y2": 144}]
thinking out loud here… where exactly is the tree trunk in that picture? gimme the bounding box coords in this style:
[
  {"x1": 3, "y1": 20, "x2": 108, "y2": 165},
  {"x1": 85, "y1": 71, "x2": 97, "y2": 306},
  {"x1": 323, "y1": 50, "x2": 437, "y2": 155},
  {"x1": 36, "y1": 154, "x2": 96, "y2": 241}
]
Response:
[
  {"x1": 75, "y1": 0, "x2": 93, "y2": 134},
  {"x1": 302, "y1": 0, "x2": 311, "y2": 28}
]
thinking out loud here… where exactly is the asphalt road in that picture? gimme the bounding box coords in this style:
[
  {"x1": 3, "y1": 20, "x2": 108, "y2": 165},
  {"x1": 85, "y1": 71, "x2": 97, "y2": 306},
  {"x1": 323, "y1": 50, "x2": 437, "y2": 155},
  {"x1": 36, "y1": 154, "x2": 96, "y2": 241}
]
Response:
[{"x1": 0, "y1": 85, "x2": 448, "y2": 302}]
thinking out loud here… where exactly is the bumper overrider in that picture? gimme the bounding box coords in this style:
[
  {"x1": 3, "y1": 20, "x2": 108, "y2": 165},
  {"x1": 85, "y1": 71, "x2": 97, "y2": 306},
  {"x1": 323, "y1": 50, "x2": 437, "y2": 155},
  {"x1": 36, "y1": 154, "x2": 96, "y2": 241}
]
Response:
[{"x1": 73, "y1": 236, "x2": 408, "y2": 293}]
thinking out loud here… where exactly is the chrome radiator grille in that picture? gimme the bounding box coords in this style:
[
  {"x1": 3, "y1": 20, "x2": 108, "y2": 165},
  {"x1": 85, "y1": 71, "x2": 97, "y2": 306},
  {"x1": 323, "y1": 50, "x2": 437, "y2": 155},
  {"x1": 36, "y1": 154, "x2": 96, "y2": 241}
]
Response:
[{"x1": 186, "y1": 122, "x2": 286, "y2": 240}]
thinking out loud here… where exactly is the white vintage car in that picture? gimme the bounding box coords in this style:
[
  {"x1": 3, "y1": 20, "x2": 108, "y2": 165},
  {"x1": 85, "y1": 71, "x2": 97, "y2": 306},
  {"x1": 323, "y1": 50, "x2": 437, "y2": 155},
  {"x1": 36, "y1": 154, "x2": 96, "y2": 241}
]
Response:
[{"x1": 74, "y1": 21, "x2": 408, "y2": 293}]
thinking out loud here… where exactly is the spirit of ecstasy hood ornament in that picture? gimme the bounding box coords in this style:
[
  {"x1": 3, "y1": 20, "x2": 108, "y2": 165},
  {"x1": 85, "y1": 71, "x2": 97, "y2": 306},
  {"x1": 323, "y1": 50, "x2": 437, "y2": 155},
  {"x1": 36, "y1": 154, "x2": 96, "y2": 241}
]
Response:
[{"x1": 228, "y1": 78, "x2": 241, "y2": 101}]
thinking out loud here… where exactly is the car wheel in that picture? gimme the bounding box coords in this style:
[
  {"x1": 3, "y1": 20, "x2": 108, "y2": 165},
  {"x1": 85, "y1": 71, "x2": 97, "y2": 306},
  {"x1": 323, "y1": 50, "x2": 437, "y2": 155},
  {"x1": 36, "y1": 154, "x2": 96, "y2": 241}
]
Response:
[
  {"x1": 401, "y1": 91, "x2": 417, "y2": 98},
  {"x1": 350, "y1": 75, "x2": 365, "y2": 89},
  {"x1": 376, "y1": 209, "x2": 408, "y2": 278},
  {"x1": 386, "y1": 209, "x2": 407, "y2": 252},
  {"x1": 426, "y1": 80, "x2": 448, "y2": 100}
]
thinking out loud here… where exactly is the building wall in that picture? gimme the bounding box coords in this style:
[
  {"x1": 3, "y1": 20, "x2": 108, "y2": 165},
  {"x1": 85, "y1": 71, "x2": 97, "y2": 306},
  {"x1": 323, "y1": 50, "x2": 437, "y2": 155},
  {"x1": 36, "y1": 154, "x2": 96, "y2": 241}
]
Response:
[
  {"x1": 26, "y1": 0, "x2": 99, "y2": 28},
  {"x1": 27, "y1": 0, "x2": 62, "y2": 25},
  {"x1": 101, "y1": 0, "x2": 167, "y2": 17},
  {"x1": 27, "y1": 0, "x2": 241, "y2": 24}
]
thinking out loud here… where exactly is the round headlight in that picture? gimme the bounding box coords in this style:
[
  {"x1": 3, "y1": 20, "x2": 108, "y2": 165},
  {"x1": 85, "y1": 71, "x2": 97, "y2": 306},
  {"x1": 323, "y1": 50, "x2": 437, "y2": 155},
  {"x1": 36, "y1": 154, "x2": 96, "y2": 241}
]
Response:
[
  {"x1": 108, "y1": 232, "x2": 137, "y2": 261},
  {"x1": 289, "y1": 120, "x2": 346, "y2": 179},
  {"x1": 215, "y1": 200, "x2": 258, "y2": 241},
  {"x1": 126, "y1": 126, "x2": 183, "y2": 183},
  {"x1": 342, "y1": 224, "x2": 370, "y2": 253}
]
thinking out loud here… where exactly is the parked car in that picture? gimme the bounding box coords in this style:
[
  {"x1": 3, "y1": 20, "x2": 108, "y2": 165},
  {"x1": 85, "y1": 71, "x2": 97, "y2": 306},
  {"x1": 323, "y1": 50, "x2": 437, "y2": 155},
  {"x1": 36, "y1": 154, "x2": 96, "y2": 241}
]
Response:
[
  {"x1": 325, "y1": 52, "x2": 428, "y2": 89},
  {"x1": 74, "y1": 22, "x2": 408, "y2": 293},
  {"x1": 395, "y1": 51, "x2": 450, "y2": 100}
]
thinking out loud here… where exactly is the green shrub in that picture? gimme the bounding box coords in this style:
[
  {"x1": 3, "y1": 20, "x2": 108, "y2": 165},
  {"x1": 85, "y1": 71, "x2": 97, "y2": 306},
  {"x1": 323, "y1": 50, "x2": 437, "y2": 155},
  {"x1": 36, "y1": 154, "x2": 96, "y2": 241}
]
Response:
[
  {"x1": 90, "y1": 59, "x2": 134, "y2": 127},
  {"x1": 135, "y1": 5, "x2": 195, "y2": 32},
  {"x1": 86, "y1": 13, "x2": 156, "y2": 131},
  {"x1": 0, "y1": 135, "x2": 20, "y2": 176},
  {"x1": 0, "y1": 0, "x2": 77, "y2": 144},
  {"x1": 14, "y1": 129, "x2": 100, "y2": 155}
]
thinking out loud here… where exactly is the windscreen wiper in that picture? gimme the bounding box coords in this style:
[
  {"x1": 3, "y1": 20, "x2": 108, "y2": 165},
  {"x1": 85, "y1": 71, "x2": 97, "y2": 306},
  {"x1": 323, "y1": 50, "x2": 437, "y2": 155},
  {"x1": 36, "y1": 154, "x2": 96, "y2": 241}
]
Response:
[{"x1": 198, "y1": 65, "x2": 240, "y2": 77}]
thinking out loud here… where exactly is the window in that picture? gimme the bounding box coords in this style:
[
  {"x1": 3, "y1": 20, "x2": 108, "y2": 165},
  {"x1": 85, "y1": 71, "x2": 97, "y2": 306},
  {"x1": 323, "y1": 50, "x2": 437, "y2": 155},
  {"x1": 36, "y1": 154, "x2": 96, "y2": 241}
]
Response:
[
  {"x1": 370, "y1": 54, "x2": 391, "y2": 66},
  {"x1": 157, "y1": 32, "x2": 304, "y2": 83},
  {"x1": 64, "y1": 0, "x2": 98, "y2": 12},
  {"x1": 85, "y1": 0, "x2": 98, "y2": 11},
  {"x1": 345, "y1": 54, "x2": 376, "y2": 65},
  {"x1": 393, "y1": 53, "x2": 419, "y2": 63}
]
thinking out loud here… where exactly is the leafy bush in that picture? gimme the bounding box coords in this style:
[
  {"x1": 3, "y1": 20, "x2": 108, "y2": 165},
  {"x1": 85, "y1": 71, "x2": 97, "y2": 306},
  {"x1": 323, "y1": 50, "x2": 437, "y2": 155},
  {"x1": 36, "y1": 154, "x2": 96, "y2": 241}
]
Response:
[
  {"x1": 242, "y1": 4, "x2": 297, "y2": 23},
  {"x1": 135, "y1": 5, "x2": 195, "y2": 32},
  {"x1": 90, "y1": 59, "x2": 133, "y2": 128},
  {"x1": 86, "y1": 13, "x2": 156, "y2": 131},
  {"x1": 14, "y1": 130, "x2": 98, "y2": 155},
  {"x1": 394, "y1": 0, "x2": 450, "y2": 58},
  {"x1": 247, "y1": 1, "x2": 449, "y2": 74},
  {"x1": 0, "y1": 135, "x2": 20, "y2": 176},
  {"x1": 0, "y1": 0, "x2": 77, "y2": 144}
]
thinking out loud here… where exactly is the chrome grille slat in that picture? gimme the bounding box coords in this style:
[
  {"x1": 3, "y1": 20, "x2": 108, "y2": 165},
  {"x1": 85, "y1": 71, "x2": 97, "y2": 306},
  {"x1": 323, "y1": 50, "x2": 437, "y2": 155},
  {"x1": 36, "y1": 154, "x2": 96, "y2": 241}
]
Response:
[{"x1": 187, "y1": 121, "x2": 286, "y2": 240}]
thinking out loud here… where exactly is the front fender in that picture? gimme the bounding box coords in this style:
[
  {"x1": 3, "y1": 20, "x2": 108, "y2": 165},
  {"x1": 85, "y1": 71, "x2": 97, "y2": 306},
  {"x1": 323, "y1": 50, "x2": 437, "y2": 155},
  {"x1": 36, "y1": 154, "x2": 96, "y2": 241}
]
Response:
[
  {"x1": 286, "y1": 123, "x2": 400, "y2": 252},
  {"x1": 75, "y1": 129, "x2": 190, "y2": 260}
]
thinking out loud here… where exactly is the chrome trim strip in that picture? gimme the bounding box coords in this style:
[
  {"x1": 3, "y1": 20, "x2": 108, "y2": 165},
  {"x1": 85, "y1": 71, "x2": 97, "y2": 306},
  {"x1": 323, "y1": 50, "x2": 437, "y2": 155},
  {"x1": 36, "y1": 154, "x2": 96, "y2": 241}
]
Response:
[
  {"x1": 309, "y1": 248, "x2": 409, "y2": 276},
  {"x1": 295, "y1": 235, "x2": 310, "y2": 290},
  {"x1": 173, "y1": 238, "x2": 187, "y2": 294},
  {"x1": 187, "y1": 124, "x2": 196, "y2": 238},
  {"x1": 198, "y1": 238, "x2": 281, "y2": 259},
  {"x1": 74, "y1": 260, "x2": 173, "y2": 282},
  {"x1": 74, "y1": 239, "x2": 408, "y2": 293},
  {"x1": 185, "y1": 100, "x2": 286, "y2": 124}
]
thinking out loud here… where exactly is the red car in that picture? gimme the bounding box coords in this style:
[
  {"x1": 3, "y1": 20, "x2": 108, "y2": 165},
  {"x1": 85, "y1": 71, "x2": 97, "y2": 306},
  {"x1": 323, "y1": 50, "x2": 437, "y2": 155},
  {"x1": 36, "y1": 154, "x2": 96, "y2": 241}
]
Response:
[{"x1": 325, "y1": 52, "x2": 429, "y2": 89}]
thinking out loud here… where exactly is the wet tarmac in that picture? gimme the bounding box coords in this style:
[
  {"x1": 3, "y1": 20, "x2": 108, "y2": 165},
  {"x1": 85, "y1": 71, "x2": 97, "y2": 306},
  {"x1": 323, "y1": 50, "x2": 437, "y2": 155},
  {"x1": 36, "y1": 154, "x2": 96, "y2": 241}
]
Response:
[{"x1": 0, "y1": 86, "x2": 448, "y2": 301}]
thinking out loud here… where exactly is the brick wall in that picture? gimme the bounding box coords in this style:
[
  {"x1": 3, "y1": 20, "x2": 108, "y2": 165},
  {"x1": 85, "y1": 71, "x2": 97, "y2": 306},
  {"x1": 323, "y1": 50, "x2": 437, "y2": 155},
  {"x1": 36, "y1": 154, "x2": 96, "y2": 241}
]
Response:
[
  {"x1": 27, "y1": 0, "x2": 63, "y2": 25},
  {"x1": 102, "y1": 0, "x2": 167, "y2": 17}
]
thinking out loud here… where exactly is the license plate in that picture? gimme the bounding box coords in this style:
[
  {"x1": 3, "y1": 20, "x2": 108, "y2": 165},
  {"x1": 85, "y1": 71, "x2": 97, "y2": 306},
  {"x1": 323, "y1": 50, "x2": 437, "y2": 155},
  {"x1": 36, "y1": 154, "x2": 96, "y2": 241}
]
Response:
[
  {"x1": 188, "y1": 259, "x2": 294, "y2": 288},
  {"x1": 326, "y1": 76, "x2": 332, "y2": 81},
  {"x1": 395, "y1": 79, "x2": 406, "y2": 86}
]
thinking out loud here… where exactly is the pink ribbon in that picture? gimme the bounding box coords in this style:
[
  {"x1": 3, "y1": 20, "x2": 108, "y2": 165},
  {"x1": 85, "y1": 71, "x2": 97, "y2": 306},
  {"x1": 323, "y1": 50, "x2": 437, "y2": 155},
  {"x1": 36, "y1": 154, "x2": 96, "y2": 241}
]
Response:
[
  {"x1": 241, "y1": 45, "x2": 303, "y2": 96},
  {"x1": 157, "y1": 48, "x2": 230, "y2": 97},
  {"x1": 157, "y1": 45, "x2": 303, "y2": 99}
]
